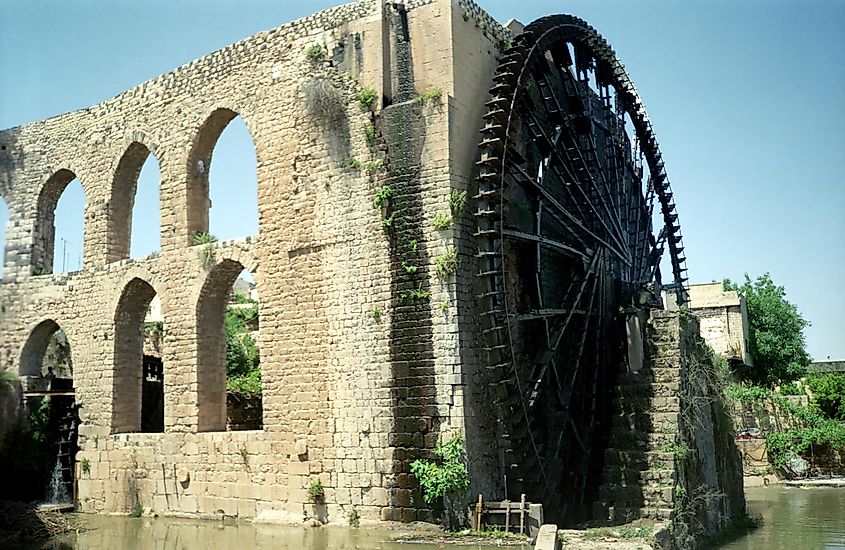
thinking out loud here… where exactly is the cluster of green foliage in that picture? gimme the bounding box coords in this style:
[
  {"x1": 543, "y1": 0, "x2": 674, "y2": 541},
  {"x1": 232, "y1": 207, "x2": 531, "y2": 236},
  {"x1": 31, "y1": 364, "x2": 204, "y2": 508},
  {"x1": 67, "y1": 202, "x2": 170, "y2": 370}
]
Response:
[
  {"x1": 410, "y1": 434, "x2": 470, "y2": 505},
  {"x1": 306, "y1": 44, "x2": 324, "y2": 61},
  {"x1": 373, "y1": 186, "x2": 392, "y2": 209},
  {"x1": 130, "y1": 504, "x2": 144, "y2": 518},
  {"x1": 659, "y1": 441, "x2": 692, "y2": 461},
  {"x1": 449, "y1": 189, "x2": 467, "y2": 217},
  {"x1": 308, "y1": 479, "x2": 325, "y2": 502},
  {"x1": 730, "y1": 383, "x2": 845, "y2": 467},
  {"x1": 434, "y1": 250, "x2": 458, "y2": 280},
  {"x1": 348, "y1": 157, "x2": 384, "y2": 173},
  {"x1": 347, "y1": 505, "x2": 360, "y2": 527},
  {"x1": 723, "y1": 274, "x2": 810, "y2": 386},
  {"x1": 357, "y1": 87, "x2": 377, "y2": 110},
  {"x1": 433, "y1": 212, "x2": 452, "y2": 230},
  {"x1": 192, "y1": 231, "x2": 218, "y2": 268},
  {"x1": 226, "y1": 302, "x2": 261, "y2": 397},
  {"x1": 362, "y1": 123, "x2": 378, "y2": 146},
  {"x1": 399, "y1": 283, "x2": 430, "y2": 302},
  {"x1": 806, "y1": 373, "x2": 845, "y2": 420},
  {"x1": 414, "y1": 87, "x2": 443, "y2": 104}
]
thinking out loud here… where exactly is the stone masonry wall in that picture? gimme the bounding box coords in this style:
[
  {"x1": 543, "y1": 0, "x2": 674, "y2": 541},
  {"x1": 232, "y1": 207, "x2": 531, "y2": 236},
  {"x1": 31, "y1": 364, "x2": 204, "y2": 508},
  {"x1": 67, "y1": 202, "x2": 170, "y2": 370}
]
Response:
[
  {"x1": 0, "y1": 0, "x2": 506, "y2": 523},
  {"x1": 597, "y1": 311, "x2": 745, "y2": 548}
]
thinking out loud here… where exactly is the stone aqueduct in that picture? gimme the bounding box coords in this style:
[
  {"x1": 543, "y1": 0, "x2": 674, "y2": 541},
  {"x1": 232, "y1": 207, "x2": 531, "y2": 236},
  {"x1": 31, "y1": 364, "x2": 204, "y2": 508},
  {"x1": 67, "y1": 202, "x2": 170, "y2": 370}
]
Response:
[
  {"x1": 1, "y1": 0, "x2": 747, "y2": 534},
  {"x1": 1, "y1": 0, "x2": 508, "y2": 521}
]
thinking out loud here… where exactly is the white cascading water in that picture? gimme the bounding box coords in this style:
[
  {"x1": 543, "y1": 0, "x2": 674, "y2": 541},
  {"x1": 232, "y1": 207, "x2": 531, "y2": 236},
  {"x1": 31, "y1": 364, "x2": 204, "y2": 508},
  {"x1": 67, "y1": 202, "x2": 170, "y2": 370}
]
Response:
[{"x1": 46, "y1": 458, "x2": 70, "y2": 504}]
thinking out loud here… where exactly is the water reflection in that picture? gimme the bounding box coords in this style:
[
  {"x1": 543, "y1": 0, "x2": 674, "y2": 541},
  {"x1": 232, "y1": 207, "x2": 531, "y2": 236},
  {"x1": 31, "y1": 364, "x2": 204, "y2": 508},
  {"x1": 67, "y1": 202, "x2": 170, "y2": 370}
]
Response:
[
  {"x1": 721, "y1": 486, "x2": 845, "y2": 549},
  {"x1": 49, "y1": 514, "x2": 527, "y2": 550}
]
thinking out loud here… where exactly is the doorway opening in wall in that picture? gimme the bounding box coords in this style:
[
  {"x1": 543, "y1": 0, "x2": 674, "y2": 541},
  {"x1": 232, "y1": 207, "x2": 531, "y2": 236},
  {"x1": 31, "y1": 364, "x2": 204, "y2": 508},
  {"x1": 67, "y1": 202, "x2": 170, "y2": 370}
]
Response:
[
  {"x1": 34, "y1": 170, "x2": 85, "y2": 275},
  {"x1": 6, "y1": 320, "x2": 79, "y2": 504},
  {"x1": 187, "y1": 109, "x2": 258, "y2": 245},
  {"x1": 113, "y1": 278, "x2": 164, "y2": 433},
  {"x1": 197, "y1": 261, "x2": 261, "y2": 431},
  {"x1": 109, "y1": 142, "x2": 161, "y2": 262},
  {"x1": 0, "y1": 196, "x2": 8, "y2": 279}
]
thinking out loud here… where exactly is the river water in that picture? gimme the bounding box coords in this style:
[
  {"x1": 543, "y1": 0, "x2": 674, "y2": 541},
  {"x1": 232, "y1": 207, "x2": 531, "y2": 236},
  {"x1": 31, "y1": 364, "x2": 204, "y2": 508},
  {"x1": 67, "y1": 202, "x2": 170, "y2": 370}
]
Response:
[
  {"x1": 39, "y1": 486, "x2": 845, "y2": 549},
  {"x1": 720, "y1": 486, "x2": 845, "y2": 549},
  {"x1": 45, "y1": 514, "x2": 529, "y2": 550}
]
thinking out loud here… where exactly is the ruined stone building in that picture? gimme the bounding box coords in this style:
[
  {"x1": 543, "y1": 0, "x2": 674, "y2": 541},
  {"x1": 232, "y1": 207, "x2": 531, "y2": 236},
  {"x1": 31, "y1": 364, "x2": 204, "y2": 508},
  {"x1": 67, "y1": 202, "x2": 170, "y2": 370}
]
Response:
[
  {"x1": 0, "y1": 0, "x2": 744, "y2": 539},
  {"x1": 686, "y1": 282, "x2": 753, "y2": 368}
]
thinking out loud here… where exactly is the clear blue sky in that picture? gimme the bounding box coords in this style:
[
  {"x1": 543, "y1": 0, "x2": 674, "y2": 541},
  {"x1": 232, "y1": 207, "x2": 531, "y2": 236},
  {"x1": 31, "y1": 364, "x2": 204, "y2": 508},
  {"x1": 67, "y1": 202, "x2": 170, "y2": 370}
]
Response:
[{"x1": 1, "y1": 0, "x2": 842, "y2": 360}]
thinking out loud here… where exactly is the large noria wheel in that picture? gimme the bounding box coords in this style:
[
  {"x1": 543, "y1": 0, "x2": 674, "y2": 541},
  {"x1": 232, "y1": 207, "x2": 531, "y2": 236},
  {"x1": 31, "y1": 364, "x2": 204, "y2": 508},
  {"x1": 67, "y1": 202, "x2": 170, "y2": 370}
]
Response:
[{"x1": 475, "y1": 15, "x2": 688, "y2": 523}]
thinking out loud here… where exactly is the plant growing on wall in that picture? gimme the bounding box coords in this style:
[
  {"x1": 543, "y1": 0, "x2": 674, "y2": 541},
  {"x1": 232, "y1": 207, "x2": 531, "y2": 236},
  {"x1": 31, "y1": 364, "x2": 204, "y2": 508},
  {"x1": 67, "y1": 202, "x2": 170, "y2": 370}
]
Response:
[
  {"x1": 449, "y1": 189, "x2": 467, "y2": 217},
  {"x1": 434, "y1": 250, "x2": 457, "y2": 280},
  {"x1": 308, "y1": 478, "x2": 325, "y2": 503},
  {"x1": 363, "y1": 124, "x2": 378, "y2": 146},
  {"x1": 305, "y1": 44, "x2": 324, "y2": 61},
  {"x1": 192, "y1": 232, "x2": 218, "y2": 268},
  {"x1": 410, "y1": 433, "x2": 470, "y2": 531},
  {"x1": 357, "y1": 87, "x2": 377, "y2": 110},
  {"x1": 414, "y1": 87, "x2": 443, "y2": 104},
  {"x1": 433, "y1": 212, "x2": 452, "y2": 230}
]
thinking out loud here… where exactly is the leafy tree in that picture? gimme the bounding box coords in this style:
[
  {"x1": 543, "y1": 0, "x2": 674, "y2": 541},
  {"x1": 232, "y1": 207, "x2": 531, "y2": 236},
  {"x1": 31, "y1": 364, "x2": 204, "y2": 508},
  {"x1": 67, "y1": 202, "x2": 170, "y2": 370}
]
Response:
[
  {"x1": 806, "y1": 373, "x2": 845, "y2": 421},
  {"x1": 724, "y1": 274, "x2": 810, "y2": 386}
]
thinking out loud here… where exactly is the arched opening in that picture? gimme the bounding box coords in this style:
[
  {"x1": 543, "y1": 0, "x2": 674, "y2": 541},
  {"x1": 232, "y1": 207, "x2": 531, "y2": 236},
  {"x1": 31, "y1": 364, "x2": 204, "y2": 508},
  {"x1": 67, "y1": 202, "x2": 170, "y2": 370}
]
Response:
[
  {"x1": 19, "y1": 319, "x2": 73, "y2": 380},
  {"x1": 107, "y1": 143, "x2": 161, "y2": 261},
  {"x1": 34, "y1": 169, "x2": 86, "y2": 275},
  {"x1": 0, "y1": 196, "x2": 8, "y2": 279},
  {"x1": 186, "y1": 109, "x2": 258, "y2": 244},
  {"x1": 12, "y1": 320, "x2": 78, "y2": 504},
  {"x1": 113, "y1": 278, "x2": 164, "y2": 433},
  {"x1": 196, "y1": 260, "x2": 261, "y2": 431}
]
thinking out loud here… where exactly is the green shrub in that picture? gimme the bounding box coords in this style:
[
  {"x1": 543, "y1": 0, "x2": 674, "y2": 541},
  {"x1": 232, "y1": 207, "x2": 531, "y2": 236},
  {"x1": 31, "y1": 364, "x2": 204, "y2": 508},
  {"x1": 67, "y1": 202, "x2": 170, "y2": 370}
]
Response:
[
  {"x1": 306, "y1": 44, "x2": 323, "y2": 60},
  {"x1": 414, "y1": 87, "x2": 443, "y2": 104},
  {"x1": 433, "y1": 212, "x2": 452, "y2": 230},
  {"x1": 410, "y1": 434, "x2": 470, "y2": 502},
  {"x1": 806, "y1": 373, "x2": 845, "y2": 420},
  {"x1": 449, "y1": 189, "x2": 467, "y2": 216},
  {"x1": 129, "y1": 504, "x2": 144, "y2": 518},
  {"x1": 435, "y1": 250, "x2": 458, "y2": 280},
  {"x1": 363, "y1": 124, "x2": 378, "y2": 145},
  {"x1": 309, "y1": 479, "x2": 325, "y2": 502},
  {"x1": 348, "y1": 505, "x2": 360, "y2": 528},
  {"x1": 357, "y1": 87, "x2": 377, "y2": 110}
]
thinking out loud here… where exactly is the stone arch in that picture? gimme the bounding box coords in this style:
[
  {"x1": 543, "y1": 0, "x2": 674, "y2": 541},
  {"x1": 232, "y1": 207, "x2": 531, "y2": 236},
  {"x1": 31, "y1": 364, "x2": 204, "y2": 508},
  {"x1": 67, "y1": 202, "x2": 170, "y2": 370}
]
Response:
[
  {"x1": 113, "y1": 276, "x2": 164, "y2": 433},
  {"x1": 106, "y1": 140, "x2": 163, "y2": 262},
  {"x1": 19, "y1": 319, "x2": 73, "y2": 378},
  {"x1": 185, "y1": 107, "x2": 259, "y2": 243},
  {"x1": 195, "y1": 257, "x2": 261, "y2": 431},
  {"x1": 32, "y1": 169, "x2": 86, "y2": 274}
]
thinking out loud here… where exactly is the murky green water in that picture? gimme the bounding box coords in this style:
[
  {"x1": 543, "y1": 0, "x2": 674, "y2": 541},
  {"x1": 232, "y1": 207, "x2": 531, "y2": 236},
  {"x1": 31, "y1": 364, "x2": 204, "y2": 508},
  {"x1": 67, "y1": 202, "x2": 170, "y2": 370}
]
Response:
[
  {"x1": 720, "y1": 486, "x2": 845, "y2": 549},
  {"x1": 46, "y1": 514, "x2": 528, "y2": 550}
]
